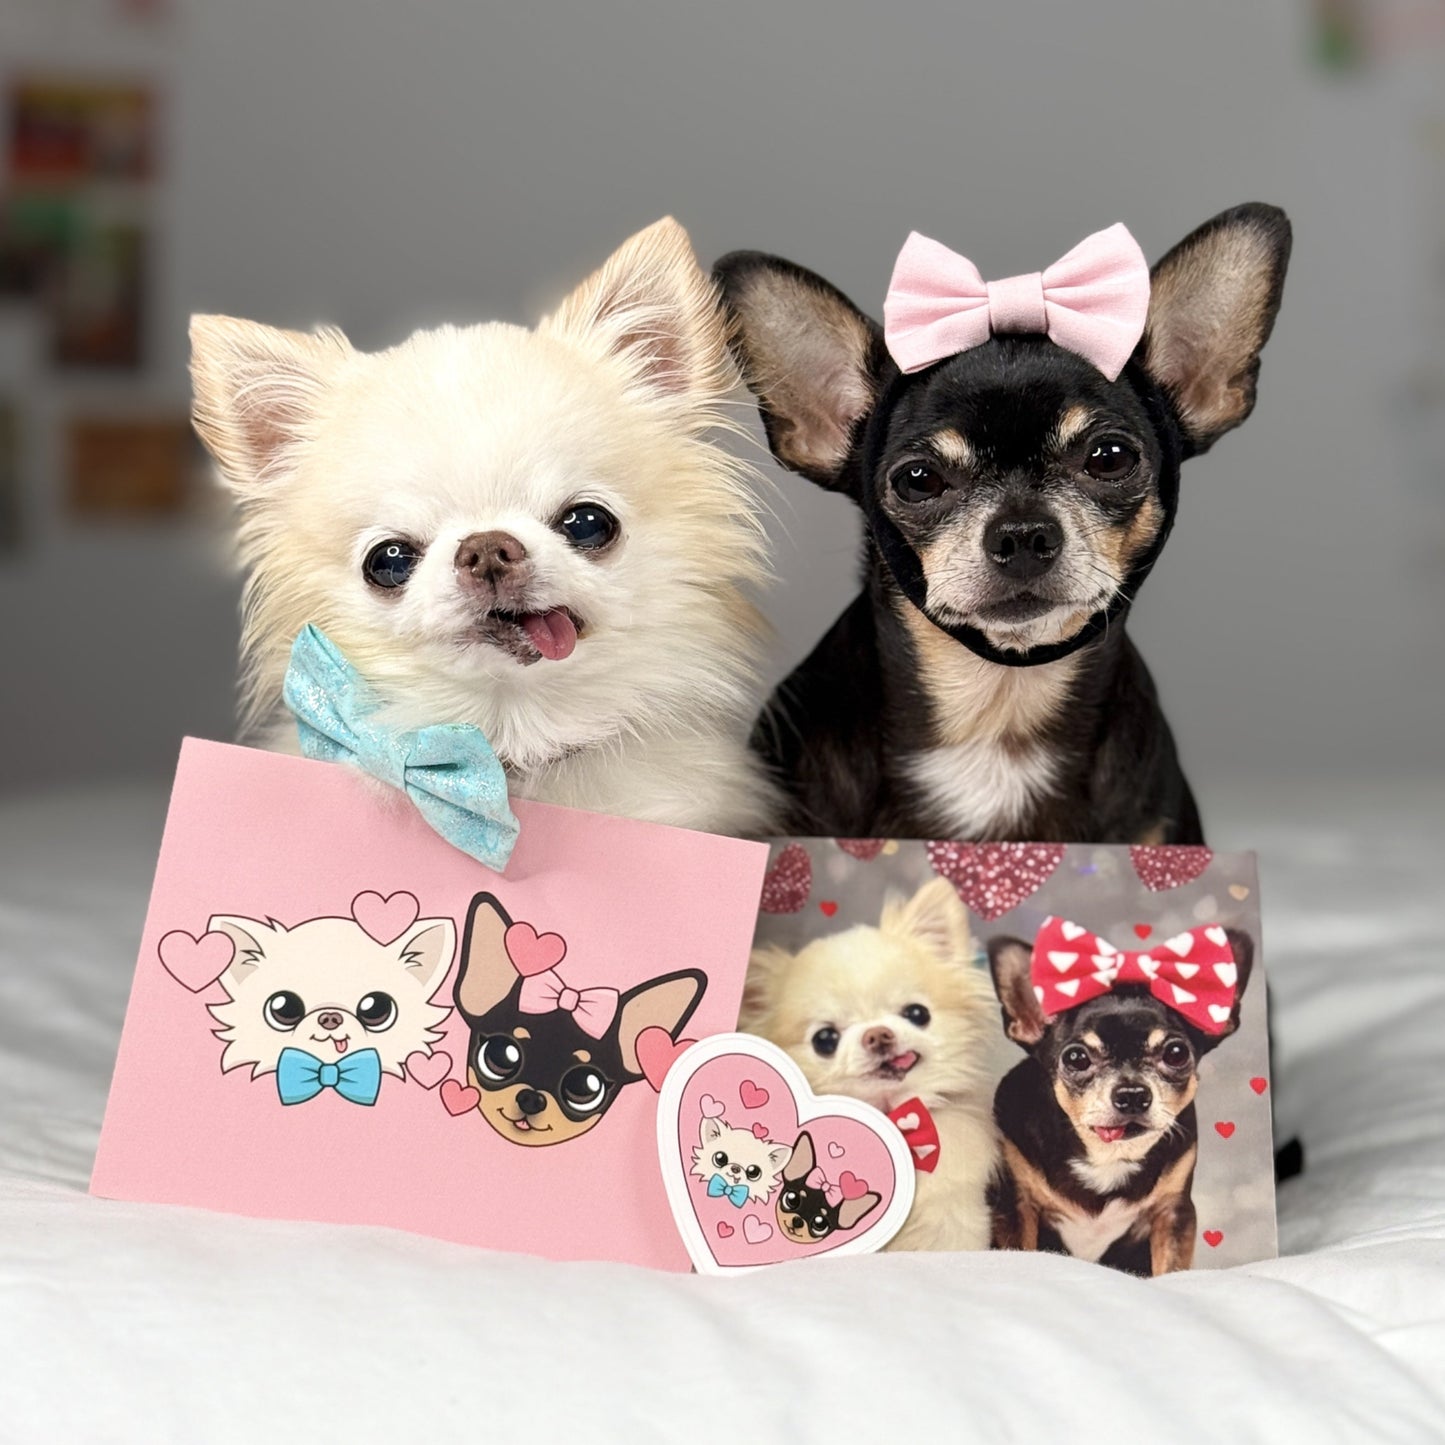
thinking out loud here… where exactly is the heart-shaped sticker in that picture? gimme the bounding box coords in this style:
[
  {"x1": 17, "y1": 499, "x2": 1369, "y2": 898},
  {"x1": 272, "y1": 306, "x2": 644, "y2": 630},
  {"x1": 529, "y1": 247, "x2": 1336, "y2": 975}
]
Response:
[
  {"x1": 656, "y1": 1034, "x2": 915, "y2": 1275},
  {"x1": 351, "y1": 890, "x2": 421, "y2": 946},
  {"x1": 158, "y1": 930, "x2": 235, "y2": 992},
  {"x1": 503, "y1": 921, "x2": 568, "y2": 976},
  {"x1": 404, "y1": 1049, "x2": 452, "y2": 1090}
]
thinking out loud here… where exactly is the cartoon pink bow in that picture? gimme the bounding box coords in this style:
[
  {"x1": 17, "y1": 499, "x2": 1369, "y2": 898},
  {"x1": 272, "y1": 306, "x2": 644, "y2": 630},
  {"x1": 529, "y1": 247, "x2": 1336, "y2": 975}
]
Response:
[
  {"x1": 517, "y1": 968, "x2": 620, "y2": 1039},
  {"x1": 882, "y1": 223, "x2": 1151, "y2": 382}
]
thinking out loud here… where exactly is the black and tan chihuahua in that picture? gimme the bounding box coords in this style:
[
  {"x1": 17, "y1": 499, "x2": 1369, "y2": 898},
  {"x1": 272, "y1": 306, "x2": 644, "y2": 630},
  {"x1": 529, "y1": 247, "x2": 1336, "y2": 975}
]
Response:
[{"x1": 716, "y1": 205, "x2": 1291, "y2": 846}]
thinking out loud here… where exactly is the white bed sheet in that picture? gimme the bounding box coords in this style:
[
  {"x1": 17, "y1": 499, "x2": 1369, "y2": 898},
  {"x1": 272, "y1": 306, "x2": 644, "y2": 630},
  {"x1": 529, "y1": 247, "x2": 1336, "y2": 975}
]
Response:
[{"x1": 2, "y1": 779, "x2": 1443, "y2": 1443}]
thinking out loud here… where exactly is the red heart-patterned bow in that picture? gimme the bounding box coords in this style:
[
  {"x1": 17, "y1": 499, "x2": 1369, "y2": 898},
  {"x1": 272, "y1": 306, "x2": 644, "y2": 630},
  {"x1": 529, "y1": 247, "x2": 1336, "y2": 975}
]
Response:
[
  {"x1": 1031, "y1": 917, "x2": 1239, "y2": 1036},
  {"x1": 886, "y1": 1097, "x2": 941, "y2": 1173}
]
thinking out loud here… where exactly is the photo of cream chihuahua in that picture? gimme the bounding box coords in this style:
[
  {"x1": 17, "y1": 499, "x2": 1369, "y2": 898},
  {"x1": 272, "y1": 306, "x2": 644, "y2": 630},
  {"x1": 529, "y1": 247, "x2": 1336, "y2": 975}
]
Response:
[{"x1": 189, "y1": 218, "x2": 778, "y2": 836}]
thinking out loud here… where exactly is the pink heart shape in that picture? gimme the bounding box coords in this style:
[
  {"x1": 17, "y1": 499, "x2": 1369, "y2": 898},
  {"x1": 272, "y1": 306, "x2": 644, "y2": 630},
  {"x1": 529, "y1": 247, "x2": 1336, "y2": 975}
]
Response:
[
  {"x1": 699, "y1": 1094, "x2": 725, "y2": 1119},
  {"x1": 660, "y1": 1036, "x2": 914, "y2": 1273},
  {"x1": 504, "y1": 921, "x2": 567, "y2": 976},
  {"x1": 635, "y1": 1027, "x2": 696, "y2": 1092},
  {"x1": 742, "y1": 1215, "x2": 774, "y2": 1245},
  {"x1": 158, "y1": 930, "x2": 235, "y2": 992},
  {"x1": 440, "y1": 1079, "x2": 480, "y2": 1116},
  {"x1": 405, "y1": 1050, "x2": 452, "y2": 1090},
  {"x1": 716, "y1": 1220, "x2": 735, "y2": 1239},
  {"x1": 925, "y1": 841, "x2": 1064, "y2": 921},
  {"x1": 351, "y1": 891, "x2": 420, "y2": 946}
]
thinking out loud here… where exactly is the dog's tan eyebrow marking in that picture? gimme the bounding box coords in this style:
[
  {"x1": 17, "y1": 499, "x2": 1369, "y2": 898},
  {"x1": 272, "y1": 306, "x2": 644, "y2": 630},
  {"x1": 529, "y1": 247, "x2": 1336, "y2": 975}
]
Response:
[
  {"x1": 573, "y1": 1049, "x2": 591, "y2": 1063},
  {"x1": 1148, "y1": 1028, "x2": 1167, "y2": 1050},
  {"x1": 1082, "y1": 1031, "x2": 1104, "y2": 1052},
  {"x1": 927, "y1": 428, "x2": 972, "y2": 467},
  {"x1": 1053, "y1": 405, "x2": 1095, "y2": 447},
  {"x1": 513, "y1": 1027, "x2": 530, "y2": 1040}
]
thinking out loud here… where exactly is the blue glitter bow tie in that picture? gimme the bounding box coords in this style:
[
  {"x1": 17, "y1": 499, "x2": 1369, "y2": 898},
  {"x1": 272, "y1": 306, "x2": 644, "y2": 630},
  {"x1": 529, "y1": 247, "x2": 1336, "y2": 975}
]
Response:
[
  {"x1": 707, "y1": 1172, "x2": 750, "y2": 1208},
  {"x1": 275, "y1": 1046, "x2": 383, "y2": 1107},
  {"x1": 283, "y1": 624, "x2": 519, "y2": 872}
]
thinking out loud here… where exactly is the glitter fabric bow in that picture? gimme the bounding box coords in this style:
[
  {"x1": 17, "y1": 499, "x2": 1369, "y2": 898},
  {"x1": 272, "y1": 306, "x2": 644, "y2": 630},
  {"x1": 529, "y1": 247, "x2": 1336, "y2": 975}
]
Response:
[
  {"x1": 882, "y1": 223, "x2": 1151, "y2": 381},
  {"x1": 284, "y1": 624, "x2": 519, "y2": 872},
  {"x1": 1030, "y1": 917, "x2": 1239, "y2": 1035}
]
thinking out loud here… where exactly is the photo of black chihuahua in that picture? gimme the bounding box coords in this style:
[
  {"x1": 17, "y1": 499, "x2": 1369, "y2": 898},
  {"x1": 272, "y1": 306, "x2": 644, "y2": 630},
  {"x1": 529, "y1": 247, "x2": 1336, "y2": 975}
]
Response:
[
  {"x1": 716, "y1": 205, "x2": 1291, "y2": 847},
  {"x1": 986, "y1": 926, "x2": 1254, "y2": 1276}
]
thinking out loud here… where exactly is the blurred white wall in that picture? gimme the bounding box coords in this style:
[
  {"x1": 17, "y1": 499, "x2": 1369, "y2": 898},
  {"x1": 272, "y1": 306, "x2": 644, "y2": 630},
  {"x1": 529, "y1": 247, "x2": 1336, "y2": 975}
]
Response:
[{"x1": 1, "y1": 0, "x2": 1441, "y2": 801}]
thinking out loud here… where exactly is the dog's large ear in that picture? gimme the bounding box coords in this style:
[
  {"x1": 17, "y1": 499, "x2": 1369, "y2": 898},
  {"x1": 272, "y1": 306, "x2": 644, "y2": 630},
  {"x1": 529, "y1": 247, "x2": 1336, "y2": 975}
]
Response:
[
  {"x1": 453, "y1": 893, "x2": 517, "y2": 1021},
  {"x1": 988, "y1": 936, "x2": 1051, "y2": 1048},
  {"x1": 1140, "y1": 204, "x2": 1291, "y2": 452},
  {"x1": 617, "y1": 969, "x2": 706, "y2": 1076},
  {"x1": 785, "y1": 1130, "x2": 816, "y2": 1182},
  {"x1": 541, "y1": 216, "x2": 730, "y2": 416},
  {"x1": 699, "y1": 1115, "x2": 725, "y2": 1148},
  {"x1": 713, "y1": 252, "x2": 884, "y2": 490},
  {"x1": 881, "y1": 877, "x2": 972, "y2": 965},
  {"x1": 206, "y1": 915, "x2": 280, "y2": 987},
  {"x1": 392, "y1": 917, "x2": 456, "y2": 993},
  {"x1": 189, "y1": 315, "x2": 351, "y2": 493},
  {"x1": 739, "y1": 944, "x2": 792, "y2": 1034},
  {"x1": 837, "y1": 1190, "x2": 882, "y2": 1232}
]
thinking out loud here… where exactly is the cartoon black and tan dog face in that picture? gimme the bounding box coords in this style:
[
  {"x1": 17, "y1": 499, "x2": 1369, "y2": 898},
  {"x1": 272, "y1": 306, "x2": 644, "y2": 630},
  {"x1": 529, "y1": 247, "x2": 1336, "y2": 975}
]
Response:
[
  {"x1": 988, "y1": 931, "x2": 1254, "y2": 1166},
  {"x1": 716, "y1": 207, "x2": 1290, "y2": 656},
  {"x1": 453, "y1": 892, "x2": 705, "y2": 1148},
  {"x1": 773, "y1": 1131, "x2": 881, "y2": 1243}
]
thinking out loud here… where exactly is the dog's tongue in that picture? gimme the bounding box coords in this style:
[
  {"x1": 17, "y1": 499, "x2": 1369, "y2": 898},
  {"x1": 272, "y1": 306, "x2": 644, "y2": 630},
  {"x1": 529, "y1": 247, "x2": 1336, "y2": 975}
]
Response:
[
  {"x1": 1093, "y1": 1125, "x2": 1128, "y2": 1143},
  {"x1": 521, "y1": 609, "x2": 577, "y2": 662}
]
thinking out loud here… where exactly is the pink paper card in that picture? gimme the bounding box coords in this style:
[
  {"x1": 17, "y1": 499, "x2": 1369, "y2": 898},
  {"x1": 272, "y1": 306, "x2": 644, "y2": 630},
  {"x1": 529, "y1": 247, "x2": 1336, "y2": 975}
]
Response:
[{"x1": 91, "y1": 738, "x2": 769, "y2": 1271}]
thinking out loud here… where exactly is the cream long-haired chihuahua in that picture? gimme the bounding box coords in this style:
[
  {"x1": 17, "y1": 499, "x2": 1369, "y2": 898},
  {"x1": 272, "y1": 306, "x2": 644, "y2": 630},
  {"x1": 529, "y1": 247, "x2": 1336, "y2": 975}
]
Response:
[
  {"x1": 189, "y1": 218, "x2": 777, "y2": 835},
  {"x1": 743, "y1": 876, "x2": 999, "y2": 1251}
]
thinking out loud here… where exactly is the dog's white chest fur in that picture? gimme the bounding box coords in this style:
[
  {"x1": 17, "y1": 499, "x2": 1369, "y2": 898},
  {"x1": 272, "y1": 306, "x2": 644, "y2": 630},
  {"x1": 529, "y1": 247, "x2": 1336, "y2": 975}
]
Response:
[
  {"x1": 905, "y1": 740, "x2": 1058, "y2": 838},
  {"x1": 1052, "y1": 1195, "x2": 1146, "y2": 1263}
]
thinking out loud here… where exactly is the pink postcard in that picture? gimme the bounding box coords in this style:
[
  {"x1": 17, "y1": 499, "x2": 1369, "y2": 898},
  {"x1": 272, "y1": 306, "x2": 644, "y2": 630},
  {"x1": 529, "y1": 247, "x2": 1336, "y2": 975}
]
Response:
[{"x1": 91, "y1": 739, "x2": 769, "y2": 1271}]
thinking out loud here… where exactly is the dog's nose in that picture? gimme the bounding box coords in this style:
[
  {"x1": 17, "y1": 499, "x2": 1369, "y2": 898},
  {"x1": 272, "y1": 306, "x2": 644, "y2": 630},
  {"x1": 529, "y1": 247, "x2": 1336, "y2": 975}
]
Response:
[
  {"x1": 1112, "y1": 1083, "x2": 1152, "y2": 1115},
  {"x1": 515, "y1": 1088, "x2": 548, "y2": 1117},
  {"x1": 316, "y1": 1011, "x2": 343, "y2": 1031},
  {"x1": 984, "y1": 515, "x2": 1063, "y2": 580},
  {"x1": 862, "y1": 1026, "x2": 896, "y2": 1056},
  {"x1": 455, "y1": 530, "x2": 528, "y2": 578}
]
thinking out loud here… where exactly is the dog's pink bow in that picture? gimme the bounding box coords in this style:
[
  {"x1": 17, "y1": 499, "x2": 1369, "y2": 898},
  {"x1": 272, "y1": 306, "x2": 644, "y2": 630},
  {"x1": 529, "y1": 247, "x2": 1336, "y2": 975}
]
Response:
[
  {"x1": 882, "y1": 223, "x2": 1151, "y2": 381},
  {"x1": 1031, "y1": 917, "x2": 1239, "y2": 1036},
  {"x1": 517, "y1": 968, "x2": 620, "y2": 1039}
]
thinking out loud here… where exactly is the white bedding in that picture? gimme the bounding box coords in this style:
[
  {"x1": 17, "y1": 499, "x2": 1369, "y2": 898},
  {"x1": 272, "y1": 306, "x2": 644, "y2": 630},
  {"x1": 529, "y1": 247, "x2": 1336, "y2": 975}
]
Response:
[{"x1": 2, "y1": 779, "x2": 1443, "y2": 1442}]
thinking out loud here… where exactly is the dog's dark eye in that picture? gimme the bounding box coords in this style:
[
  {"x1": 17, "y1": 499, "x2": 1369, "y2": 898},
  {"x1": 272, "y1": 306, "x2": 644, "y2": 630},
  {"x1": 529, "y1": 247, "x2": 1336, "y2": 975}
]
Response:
[
  {"x1": 263, "y1": 991, "x2": 306, "y2": 1031},
  {"x1": 811, "y1": 1026, "x2": 840, "y2": 1058},
  {"x1": 1083, "y1": 435, "x2": 1140, "y2": 482},
  {"x1": 712, "y1": 1150, "x2": 729, "y2": 1169},
  {"x1": 745, "y1": 1164, "x2": 762, "y2": 1181},
  {"x1": 809, "y1": 1212, "x2": 832, "y2": 1237},
  {"x1": 476, "y1": 1034, "x2": 524, "y2": 1084},
  {"x1": 891, "y1": 462, "x2": 949, "y2": 503},
  {"x1": 355, "y1": 992, "x2": 397, "y2": 1032},
  {"x1": 559, "y1": 1064, "x2": 610, "y2": 1117},
  {"x1": 363, "y1": 538, "x2": 421, "y2": 589},
  {"x1": 1061, "y1": 1044, "x2": 1092, "y2": 1074},
  {"x1": 1161, "y1": 1038, "x2": 1193, "y2": 1069},
  {"x1": 901, "y1": 1003, "x2": 931, "y2": 1028},
  {"x1": 781, "y1": 1188, "x2": 800, "y2": 1211},
  {"x1": 556, "y1": 502, "x2": 619, "y2": 551}
]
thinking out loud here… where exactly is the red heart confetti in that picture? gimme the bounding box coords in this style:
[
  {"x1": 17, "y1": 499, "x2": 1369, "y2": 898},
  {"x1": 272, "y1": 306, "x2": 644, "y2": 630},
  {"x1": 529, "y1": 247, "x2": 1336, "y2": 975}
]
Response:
[
  {"x1": 1249, "y1": 1077, "x2": 1269, "y2": 1095},
  {"x1": 925, "y1": 842, "x2": 1065, "y2": 921},
  {"x1": 1214, "y1": 1121, "x2": 1236, "y2": 1139},
  {"x1": 1202, "y1": 1229, "x2": 1224, "y2": 1248},
  {"x1": 440, "y1": 1079, "x2": 480, "y2": 1116},
  {"x1": 1133, "y1": 923, "x2": 1153, "y2": 940},
  {"x1": 739, "y1": 1079, "x2": 769, "y2": 1110},
  {"x1": 819, "y1": 900, "x2": 839, "y2": 917},
  {"x1": 759, "y1": 844, "x2": 812, "y2": 914},
  {"x1": 1130, "y1": 845, "x2": 1214, "y2": 892},
  {"x1": 716, "y1": 1220, "x2": 735, "y2": 1239},
  {"x1": 836, "y1": 838, "x2": 885, "y2": 861}
]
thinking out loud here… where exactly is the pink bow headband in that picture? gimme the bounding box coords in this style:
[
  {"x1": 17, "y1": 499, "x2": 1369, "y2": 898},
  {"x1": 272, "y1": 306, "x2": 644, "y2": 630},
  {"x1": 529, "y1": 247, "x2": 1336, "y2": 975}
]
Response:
[{"x1": 882, "y1": 223, "x2": 1151, "y2": 382}]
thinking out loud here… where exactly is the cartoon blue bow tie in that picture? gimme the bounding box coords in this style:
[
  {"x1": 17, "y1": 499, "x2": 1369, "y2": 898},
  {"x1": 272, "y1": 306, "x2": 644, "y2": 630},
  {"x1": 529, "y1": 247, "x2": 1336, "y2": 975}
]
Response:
[
  {"x1": 707, "y1": 1172, "x2": 750, "y2": 1208},
  {"x1": 283, "y1": 624, "x2": 520, "y2": 872},
  {"x1": 276, "y1": 1046, "x2": 383, "y2": 1107}
]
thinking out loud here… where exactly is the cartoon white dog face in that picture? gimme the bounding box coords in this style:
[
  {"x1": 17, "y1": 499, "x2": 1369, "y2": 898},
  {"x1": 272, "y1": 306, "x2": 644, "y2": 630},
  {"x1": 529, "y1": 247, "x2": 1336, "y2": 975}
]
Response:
[
  {"x1": 690, "y1": 1116, "x2": 791, "y2": 1204},
  {"x1": 206, "y1": 913, "x2": 455, "y2": 1079}
]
